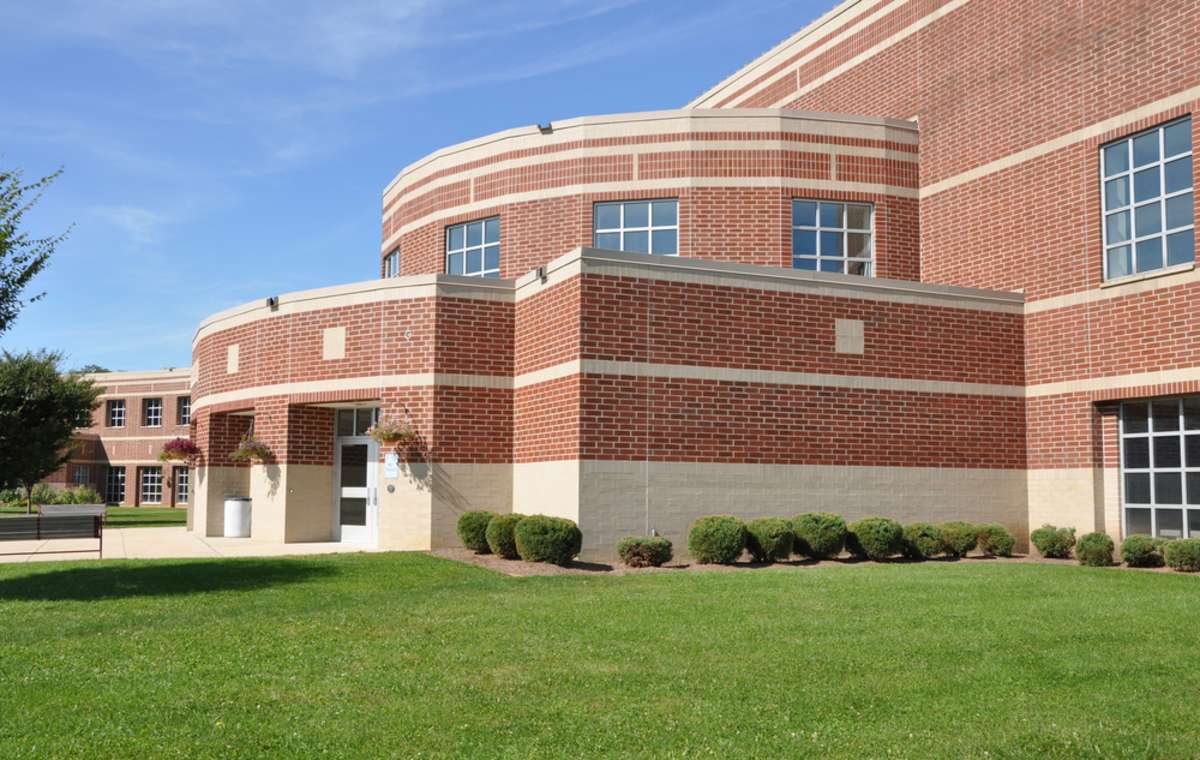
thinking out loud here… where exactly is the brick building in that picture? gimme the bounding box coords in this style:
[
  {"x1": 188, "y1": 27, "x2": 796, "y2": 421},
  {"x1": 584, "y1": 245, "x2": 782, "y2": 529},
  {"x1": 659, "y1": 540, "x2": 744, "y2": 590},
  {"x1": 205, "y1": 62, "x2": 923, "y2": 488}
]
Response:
[
  {"x1": 49, "y1": 369, "x2": 193, "y2": 507},
  {"x1": 182, "y1": 0, "x2": 1197, "y2": 554}
]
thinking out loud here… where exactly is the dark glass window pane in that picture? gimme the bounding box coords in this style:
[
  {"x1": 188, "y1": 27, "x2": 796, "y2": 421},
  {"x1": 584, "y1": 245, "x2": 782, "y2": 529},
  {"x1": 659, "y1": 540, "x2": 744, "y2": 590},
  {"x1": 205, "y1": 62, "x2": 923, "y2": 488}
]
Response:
[
  {"x1": 1126, "y1": 507, "x2": 1153, "y2": 536},
  {"x1": 466, "y1": 249, "x2": 481, "y2": 273},
  {"x1": 623, "y1": 231, "x2": 648, "y2": 253},
  {"x1": 1166, "y1": 194, "x2": 1193, "y2": 229},
  {"x1": 355, "y1": 409, "x2": 374, "y2": 435},
  {"x1": 1105, "y1": 176, "x2": 1129, "y2": 210},
  {"x1": 1185, "y1": 398, "x2": 1200, "y2": 430},
  {"x1": 336, "y1": 410, "x2": 354, "y2": 437},
  {"x1": 1186, "y1": 435, "x2": 1200, "y2": 467},
  {"x1": 484, "y1": 218, "x2": 500, "y2": 243},
  {"x1": 1106, "y1": 210, "x2": 1130, "y2": 243},
  {"x1": 792, "y1": 201, "x2": 817, "y2": 227},
  {"x1": 466, "y1": 221, "x2": 483, "y2": 246},
  {"x1": 340, "y1": 444, "x2": 368, "y2": 488},
  {"x1": 1135, "y1": 201, "x2": 1162, "y2": 236},
  {"x1": 819, "y1": 231, "x2": 843, "y2": 256},
  {"x1": 792, "y1": 229, "x2": 817, "y2": 255},
  {"x1": 594, "y1": 232, "x2": 619, "y2": 250},
  {"x1": 819, "y1": 203, "x2": 842, "y2": 227},
  {"x1": 1124, "y1": 437, "x2": 1150, "y2": 468},
  {"x1": 1164, "y1": 158, "x2": 1192, "y2": 194},
  {"x1": 1123, "y1": 402, "x2": 1149, "y2": 434},
  {"x1": 1167, "y1": 230, "x2": 1194, "y2": 267},
  {"x1": 1134, "y1": 167, "x2": 1160, "y2": 202},
  {"x1": 1189, "y1": 510, "x2": 1200, "y2": 538},
  {"x1": 792, "y1": 257, "x2": 817, "y2": 270},
  {"x1": 448, "y1": 225, "x2": 464, "y2": 250},
  {"x1": 651, "y1": 229, "x2": 677, "y2": 255},
  {"x1": 846, "y1": 204, "x2": 871, "y2": 230},
  {"x1": 1125, "y1": 472, "x2": 1151, "y2": 503},
  {"x1": 1158, "y1": 508, "x2": 1184, "y2": 538},
  {"x1": 624, "y1": 202, "x2": 649, "y2": 228},
  {"x1": 1154, "y1": 435, "x2": 1182, "y2": 468},
  {"x1": 1164, "y1": 119, "x2": 1192, "y2": 157},
  {"x1": 819, "y1": 259, "x2": 842, "y2": 273},
  {"x1": 1156, "y1": 472, "x2": 1183, "y2": 504},
  {"x1": 1133, "y1": 132, "x2": 1159, "y2": 167},
  {"x1": 1188, "y1": 473, "x2": 1200, "y2": 504},
  {"x1": 846, "y1": 260, "x2": 870, "y2": 276},
  {"x1": 1107, "y1": 246, "x2": 1132, "y2": 278},
  {"x1": 340, "y1": 498, "x2": 367, "y2": 526},
  {"x1": 1152, "y1": 400, "x2": 1180, "y2": 431},
  {"x1": 1104, "y1": 142, "x2": 1129, "y2": 176},
  {"x1": 651, "y1": 200, "x2": 677, "y2": 227},
  {"x1": 1136, "y1": 238, "x2": 1163, "y2": 272}
]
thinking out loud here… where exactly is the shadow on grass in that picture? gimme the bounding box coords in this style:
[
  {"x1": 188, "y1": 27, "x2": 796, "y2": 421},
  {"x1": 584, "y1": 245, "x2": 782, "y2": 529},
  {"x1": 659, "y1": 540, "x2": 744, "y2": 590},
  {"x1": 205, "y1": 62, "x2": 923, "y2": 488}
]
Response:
[
  {"x1": 0, "y1": 558, "x2": 338, "y2": 602},
  {"x1": 106, "y1": 519, "x2": 188, "y2": 529}
]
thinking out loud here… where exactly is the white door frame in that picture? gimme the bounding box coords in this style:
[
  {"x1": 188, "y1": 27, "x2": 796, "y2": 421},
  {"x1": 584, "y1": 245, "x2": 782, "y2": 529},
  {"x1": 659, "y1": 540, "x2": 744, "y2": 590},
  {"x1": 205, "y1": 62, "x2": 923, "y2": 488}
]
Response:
[{"x1": 332, "y1": 435, "x2": 378, "y2": 544}]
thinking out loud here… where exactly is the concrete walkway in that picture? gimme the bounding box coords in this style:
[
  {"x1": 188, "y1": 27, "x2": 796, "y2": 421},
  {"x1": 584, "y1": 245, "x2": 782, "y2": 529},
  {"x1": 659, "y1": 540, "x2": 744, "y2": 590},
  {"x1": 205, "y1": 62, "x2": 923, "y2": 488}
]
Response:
[{"x1": 0, "y1": 527, "x2": 383, "y2": 564}]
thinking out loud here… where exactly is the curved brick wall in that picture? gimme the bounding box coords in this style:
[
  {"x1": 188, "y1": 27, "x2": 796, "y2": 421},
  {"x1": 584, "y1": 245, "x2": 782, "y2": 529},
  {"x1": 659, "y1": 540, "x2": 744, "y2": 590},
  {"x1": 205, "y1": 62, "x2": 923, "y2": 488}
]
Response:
[{"x1": 379, "y1": 109, "x2": 919, "y2": 281}]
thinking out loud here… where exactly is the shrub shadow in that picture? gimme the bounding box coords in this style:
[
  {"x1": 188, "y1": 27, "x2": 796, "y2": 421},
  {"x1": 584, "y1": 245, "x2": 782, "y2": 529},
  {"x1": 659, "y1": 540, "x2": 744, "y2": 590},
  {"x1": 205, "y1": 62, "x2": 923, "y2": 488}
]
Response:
[{"x1": 0, "y1": 558, "x2": 338, "y2": 602}]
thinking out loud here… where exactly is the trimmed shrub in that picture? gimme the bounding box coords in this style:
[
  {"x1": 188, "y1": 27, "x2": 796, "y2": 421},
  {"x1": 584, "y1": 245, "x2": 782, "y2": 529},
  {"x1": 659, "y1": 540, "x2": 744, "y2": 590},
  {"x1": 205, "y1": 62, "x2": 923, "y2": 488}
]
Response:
[
  {"x1": 456, "y1": 511, "x2": 496, "y2": 553},
  {"x1": 846, "y1": 517, "x2": 904, "y2": 561},
  {"x1": 939, "y1": 521, "x2": 979, "y2": 559},
  {"x1": 1121, "y1": 534, "x2": 1165, "y2": 568},
  {"x1": 902, "y1": 522, "x2": 943, "y2": 560},
  {"x1": 0, "y1": 488, "x2": 19, "y2": 506},
  {"x1": 1164, "y1": 538, "x2": 1200, "y2": 573},
  {"x1": 1031, "y1": 525, "x2": 1076, "y2": 559},
  {"x1": 687, "y1": 515, "x2": 747, "y2": 564},
  {"x1": 617, "y1": 536, "x2": 673, "y2": 568},
  {"x1": 976, "y1": 523, "x2": 1016, "y2": 557},
  {"x1": 792, "y1": 512, "x2": 847, "y2": 560},
  {"x1": 1076, "y1": 532, "x2": 1115, "y2": 567},
  {"x1": 29, "y1": 483, "x2": 58, "y2": 506},
  {"x1": 485, "y1": 513, "x2": 524, "y2": 559},
  {"x1": 514, "y1": 515, "x2": 583, "y2": 565},
  {"x1": 745, "y1": 518, "x2": 794, "y2": 563}
]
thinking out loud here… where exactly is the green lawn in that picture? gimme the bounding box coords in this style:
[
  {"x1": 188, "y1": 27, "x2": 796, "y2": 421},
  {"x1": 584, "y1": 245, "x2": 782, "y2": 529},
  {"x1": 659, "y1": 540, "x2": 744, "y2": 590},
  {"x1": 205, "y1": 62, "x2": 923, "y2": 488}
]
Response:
[
  {"x1": 0, "y1": 554, "x2": 1196, "y2": 759},
  {"x1": 0, "y1": 504, "x2": 185, "y2": 527}
]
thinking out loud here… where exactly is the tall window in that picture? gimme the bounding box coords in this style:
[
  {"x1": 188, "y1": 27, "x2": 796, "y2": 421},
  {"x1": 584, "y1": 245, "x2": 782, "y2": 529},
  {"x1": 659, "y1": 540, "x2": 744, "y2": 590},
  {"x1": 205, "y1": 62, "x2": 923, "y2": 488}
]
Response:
[
  {"x1": 73, "y1": 465, "x2": 91, "y2": 487},
  {"x1": 446, "y1": 218, "x2": 499, "y2": 278},
  {"x1": 174, "y1": 466, "x2": 190, "y2": 505},
  {"x1": 792, "y1": 200, "x2": 874, "y2": 275},
  {"x1": 383, "y1": 249, "x2": 399, "y2": 278},
  {"x1": 1120, "y1": 398, "x2": 1200, "y2": 539},
  {"x1": 105, "y1": 466, "x2": 126, "y2": 504},
  {"x1": 143, "y1": 398, "x2": 163, "y2": 427},
  {"x1": 593, "y1": 200, "x2": 678, "y2": 255},
  {"x1": 1102, "y1": 117, "x2": 1193, "y2": 279},
  {"x1": 140, "y1": 467, "x2": 163, "y2": 505},
  {"x1": 106, "y1": 399, "x2": 126, "y2": 428},
  {"x1": 177, "y1": 396, "x2": 191, "y2": 426}
]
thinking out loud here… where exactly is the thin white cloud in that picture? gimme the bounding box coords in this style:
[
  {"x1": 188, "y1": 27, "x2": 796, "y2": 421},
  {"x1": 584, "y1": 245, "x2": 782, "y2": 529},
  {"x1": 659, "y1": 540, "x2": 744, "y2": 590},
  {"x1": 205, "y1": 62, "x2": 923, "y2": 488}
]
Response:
[{"x1": 90, "y1": 205, "x2": 174, "y2": 245}]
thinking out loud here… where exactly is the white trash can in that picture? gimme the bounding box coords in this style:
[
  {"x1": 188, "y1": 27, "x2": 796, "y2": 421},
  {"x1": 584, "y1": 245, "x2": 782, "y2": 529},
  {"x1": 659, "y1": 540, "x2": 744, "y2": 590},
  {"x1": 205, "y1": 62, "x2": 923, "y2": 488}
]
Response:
[{"x1": 223, "y1": 496, "x2": 252, "y2": 538}]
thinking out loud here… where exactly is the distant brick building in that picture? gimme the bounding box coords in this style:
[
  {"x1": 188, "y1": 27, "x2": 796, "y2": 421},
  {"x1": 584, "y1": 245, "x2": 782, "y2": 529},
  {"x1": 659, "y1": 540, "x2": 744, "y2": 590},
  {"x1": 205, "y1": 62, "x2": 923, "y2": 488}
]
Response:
[
  {"x1": 49, "y1": 370, "x2": 192, "y2": 507},
  {"x1": 178, "y1": 0, "x2": 1195, "y2": 553}
]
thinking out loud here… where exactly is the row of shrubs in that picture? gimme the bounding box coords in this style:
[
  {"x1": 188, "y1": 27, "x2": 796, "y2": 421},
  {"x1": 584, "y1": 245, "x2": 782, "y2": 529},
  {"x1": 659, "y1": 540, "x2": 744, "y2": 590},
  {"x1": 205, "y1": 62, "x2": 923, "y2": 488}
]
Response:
[
  {"x1": 0, "y1": 485, "x2": 103, "y2": 507},
  {"x1": 1032, "y1": 524, "x2": 1200, "y2": 572},
  {"x1": 456, "y1": 511, "x2": 583, "y2": 566}
]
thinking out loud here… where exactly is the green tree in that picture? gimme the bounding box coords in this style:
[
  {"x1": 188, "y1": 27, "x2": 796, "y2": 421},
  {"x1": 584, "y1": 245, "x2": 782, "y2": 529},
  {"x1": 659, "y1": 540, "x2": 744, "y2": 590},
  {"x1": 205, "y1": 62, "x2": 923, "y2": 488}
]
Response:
[
  {"x1": 0, "y1": 167, "x2": 67, "y2": 336},
  {"x1": 0, "y1": 351, "x2": 99, "y2": 512},
  {"x1": 73, "y1": 363, "x2": 110, "y2": 374}
]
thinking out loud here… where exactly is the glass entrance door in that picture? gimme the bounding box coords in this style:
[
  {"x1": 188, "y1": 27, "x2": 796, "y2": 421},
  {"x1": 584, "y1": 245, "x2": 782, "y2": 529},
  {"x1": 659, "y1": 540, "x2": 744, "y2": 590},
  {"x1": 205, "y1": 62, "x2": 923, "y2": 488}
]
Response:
[{"x1": 334, "y1": 436, "x2": 377, "y2": 543}]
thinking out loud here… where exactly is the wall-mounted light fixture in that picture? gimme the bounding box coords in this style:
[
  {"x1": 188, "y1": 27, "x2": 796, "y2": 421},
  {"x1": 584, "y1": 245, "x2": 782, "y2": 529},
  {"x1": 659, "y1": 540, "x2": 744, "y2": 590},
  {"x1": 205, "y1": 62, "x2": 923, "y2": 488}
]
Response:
[
  {"x1": 266, "y1": 296, "x2": 279, "y2": 310},
  {"x1": 537, "y1": 122, "x2": 553, "y2": 135}
]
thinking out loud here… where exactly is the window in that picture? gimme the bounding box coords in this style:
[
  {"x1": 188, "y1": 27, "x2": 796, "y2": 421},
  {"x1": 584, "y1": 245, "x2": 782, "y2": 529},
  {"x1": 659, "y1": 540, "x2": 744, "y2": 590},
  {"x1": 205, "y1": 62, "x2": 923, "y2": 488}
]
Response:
[
  {"x1": 336, "y1": 407, "x2": 380, "y2": 437},
  {"x1": 593, "y1": 200, "x2": 678, "y2": 255},
  {"x1": 72, "y1": 465, "x2": 91, "y2": 487},
  {"x1": 143, "y1": 398, "x2": 163, "y2": 427},
  {"x1": 792, "y1": 200, "x2": 874, "y2": 275},
  {"x1": 177, "y1": 396, "x2": 191, "y2": 426},
  {"x1": 1102, "y1": 117, "x2": 1193, "y2": 279},
  {"x1": 75, "y1": 407, "x2": 93, "y2": 428},
  {"x1": 383, "y1": 249, "x2": 400, "y2": 278},
  {"x1": 140, "y1": 467, "x2": 163, "y2": 505},
  {"x1": 1119, "y1": 397, "x2": 1200, "y2": 539},
  {"x1": 105, "y1": 466, "x2": 125, "y2": 504},
  {"x1": 174, "y1": 466, "x2": 189, "y2": 505},
  {"x1": 106, "y1": 399, "x2": 126, "y2": 428},
  {"x1": 446, "y1": 218, "x2": 499, "y2": 278}
]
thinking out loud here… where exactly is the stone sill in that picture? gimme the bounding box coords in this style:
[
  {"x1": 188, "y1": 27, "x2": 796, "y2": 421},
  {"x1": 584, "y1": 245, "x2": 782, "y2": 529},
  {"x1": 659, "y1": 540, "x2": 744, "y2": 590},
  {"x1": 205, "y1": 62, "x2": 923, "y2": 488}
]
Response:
[{"x1": 1101, "y1": 262, "x2": 1195, "y2": 289}]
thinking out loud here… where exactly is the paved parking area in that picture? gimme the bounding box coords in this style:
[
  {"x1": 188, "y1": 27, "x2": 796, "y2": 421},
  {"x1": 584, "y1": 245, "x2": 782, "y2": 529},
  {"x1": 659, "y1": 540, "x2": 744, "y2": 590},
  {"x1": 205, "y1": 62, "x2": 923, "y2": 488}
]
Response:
[{"x1": 0, "y1": 526, "x2": 382, "y2": 563}]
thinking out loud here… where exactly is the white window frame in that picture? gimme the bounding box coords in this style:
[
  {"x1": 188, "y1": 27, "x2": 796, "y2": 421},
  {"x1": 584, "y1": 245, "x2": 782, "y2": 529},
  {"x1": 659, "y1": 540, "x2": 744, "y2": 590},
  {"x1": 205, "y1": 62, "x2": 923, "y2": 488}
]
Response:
[
  {"x1": 140, "y1": 467, "x2": 163, "y2": 505},
  {"x1": 791, "y1": 199, "x2": 875, "y2": 276},
  {"x1": 1101, "y1": 117, "x2": 1193, "y2": 280},
  {"x1": 174, "y1": 466, "x2": 190, "y2": 505},
  {"x1": 107, "y1": 399, "x2": 126, "y2": 428},
  {"x1": 593, "y1": 199, "x2": 679, "y2": 256},
  {"x1": 383, "y1": 249, "x2": 400, "y2": 278},
  {"x1": 177, "y1": 396, "x2": 191, "y2": 426},
  {"x1": 445, "y1": 218, "x2": 500, "y2": 278},
  {"x1": 143, "y1": 398, "x2": 163, "y2": 427},
  {"x1": 73, "y1": 464, "x2": 91, "y2": 487},
  {"x1": 336, "y1": 407, "x2": 380, "y2": 437},
  {"x1": 105, "y1": 466, "x2": 125, "y2": 504},
  {"x1": 1119, "y1": 397, "x2": 1200, "y2": 539}
]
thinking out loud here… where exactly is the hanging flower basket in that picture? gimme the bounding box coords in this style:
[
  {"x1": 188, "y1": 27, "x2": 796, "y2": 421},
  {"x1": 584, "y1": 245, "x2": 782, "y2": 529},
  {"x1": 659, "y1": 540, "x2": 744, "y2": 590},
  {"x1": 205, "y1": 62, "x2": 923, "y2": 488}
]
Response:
[
  {"x1": 367, "y1": 417, "x2": 418, "y2": 446},
  {"x1": 158, "y1": 437, "x2": 202, "y2": 463},
  {"x1": 228, "y1": 434, "x2": 273, "y2": 464}
]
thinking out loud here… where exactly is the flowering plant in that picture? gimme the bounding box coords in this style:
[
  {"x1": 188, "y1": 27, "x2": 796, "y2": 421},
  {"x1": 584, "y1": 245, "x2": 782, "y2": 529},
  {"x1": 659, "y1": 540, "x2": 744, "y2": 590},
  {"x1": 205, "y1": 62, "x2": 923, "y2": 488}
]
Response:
[
  {"x1": 158, "y1": 437, "x2": 202, "y2": 462},
  {"x1": 367, "y1": 417, "x2": 418, "y2": 445},
  {"x1": 228, "y1": 434, "x2": 273, "y2": 463}
]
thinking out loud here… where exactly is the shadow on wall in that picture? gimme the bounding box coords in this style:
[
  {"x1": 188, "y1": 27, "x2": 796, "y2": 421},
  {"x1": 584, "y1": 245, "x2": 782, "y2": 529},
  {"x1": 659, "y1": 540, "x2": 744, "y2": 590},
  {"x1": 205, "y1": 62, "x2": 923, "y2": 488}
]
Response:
[{"x1": 0, "y1": 558, "x2": 339, "y2": 602}]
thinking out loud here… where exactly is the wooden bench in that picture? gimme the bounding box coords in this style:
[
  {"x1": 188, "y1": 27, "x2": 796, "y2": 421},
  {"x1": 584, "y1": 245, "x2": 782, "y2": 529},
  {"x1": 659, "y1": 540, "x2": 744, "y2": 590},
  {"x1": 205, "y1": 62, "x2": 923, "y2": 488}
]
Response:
[{"x1": 0, "y1": 514, "x2": 104, "y2": 557}]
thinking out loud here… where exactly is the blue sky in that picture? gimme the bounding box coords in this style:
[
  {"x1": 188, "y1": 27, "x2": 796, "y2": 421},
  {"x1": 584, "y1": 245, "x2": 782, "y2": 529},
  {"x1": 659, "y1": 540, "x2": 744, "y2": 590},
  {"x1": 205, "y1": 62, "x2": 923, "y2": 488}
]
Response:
[{"x1": 1, "y1": 0, "x2": 818, "y2": 371}]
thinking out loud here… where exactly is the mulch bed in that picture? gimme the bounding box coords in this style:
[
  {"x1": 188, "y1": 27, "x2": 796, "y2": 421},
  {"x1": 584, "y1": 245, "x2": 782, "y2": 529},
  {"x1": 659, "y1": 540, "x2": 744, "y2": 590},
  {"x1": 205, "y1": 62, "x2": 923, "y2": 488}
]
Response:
[{"x1": 429, "y1": 548, "x2": 1163, "y2": 577}]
